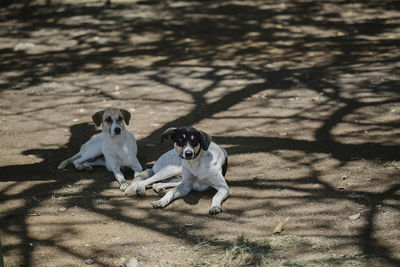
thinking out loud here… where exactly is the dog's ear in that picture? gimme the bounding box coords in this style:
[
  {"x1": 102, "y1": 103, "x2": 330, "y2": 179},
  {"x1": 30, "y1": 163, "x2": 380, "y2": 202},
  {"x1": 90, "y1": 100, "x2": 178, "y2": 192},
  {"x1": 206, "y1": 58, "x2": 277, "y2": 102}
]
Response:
[
  {"x1": 92, "y1": 110, "x2": 105, "y2": 127},
  {"x1": 161, "y1": 127, "x2": 177, "y2": 143},
  {"x1": 200, "y1": 131, "x2": 212, "y2": 151},
  {"x1": 119, "y1": 109, "x2": 131, "y2": 125}
]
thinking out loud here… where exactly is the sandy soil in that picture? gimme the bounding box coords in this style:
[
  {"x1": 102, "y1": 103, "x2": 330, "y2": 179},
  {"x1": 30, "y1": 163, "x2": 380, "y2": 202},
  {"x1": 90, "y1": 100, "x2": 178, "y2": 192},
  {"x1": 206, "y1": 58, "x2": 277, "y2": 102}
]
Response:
[{"x1": 0, "y1": 0, "x2": 399, "y2": 266}]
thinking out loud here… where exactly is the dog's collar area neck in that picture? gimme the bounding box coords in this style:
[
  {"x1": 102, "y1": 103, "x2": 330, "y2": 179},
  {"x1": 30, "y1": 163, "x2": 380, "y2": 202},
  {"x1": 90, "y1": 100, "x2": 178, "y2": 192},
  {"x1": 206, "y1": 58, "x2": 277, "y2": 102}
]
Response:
[
  {"x1": 181, "y1": 148, "x2": 202, "y2": 161},
  {"x1": 195, "y1": 147, "x2": 202, "y2": 158}
]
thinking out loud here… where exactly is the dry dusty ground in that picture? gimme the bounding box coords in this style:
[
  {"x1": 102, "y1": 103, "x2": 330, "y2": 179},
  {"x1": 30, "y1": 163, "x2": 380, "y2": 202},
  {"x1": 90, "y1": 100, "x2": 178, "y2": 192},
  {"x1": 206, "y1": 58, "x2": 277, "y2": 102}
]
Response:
[{"x1": 1, "y1": 0, "x2": 400, "y2": 266}]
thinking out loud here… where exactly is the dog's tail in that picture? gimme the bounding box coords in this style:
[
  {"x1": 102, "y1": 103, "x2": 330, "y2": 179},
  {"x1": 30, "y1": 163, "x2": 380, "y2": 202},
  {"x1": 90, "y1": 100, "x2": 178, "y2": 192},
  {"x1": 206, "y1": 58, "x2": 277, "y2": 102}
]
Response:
[{"x1": 58, "y1": 153, "x2": 80, "y2": 170}]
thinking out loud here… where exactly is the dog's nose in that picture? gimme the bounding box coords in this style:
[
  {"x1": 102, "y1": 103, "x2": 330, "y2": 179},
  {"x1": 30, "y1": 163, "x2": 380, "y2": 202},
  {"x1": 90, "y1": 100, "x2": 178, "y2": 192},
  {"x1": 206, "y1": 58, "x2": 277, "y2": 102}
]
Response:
[
  {"x1": 184, "y1": 151, "x2": 193, "y2": 158},
  {"x1": 114, "y1": 127, "x2": 121, "y2": 135}
]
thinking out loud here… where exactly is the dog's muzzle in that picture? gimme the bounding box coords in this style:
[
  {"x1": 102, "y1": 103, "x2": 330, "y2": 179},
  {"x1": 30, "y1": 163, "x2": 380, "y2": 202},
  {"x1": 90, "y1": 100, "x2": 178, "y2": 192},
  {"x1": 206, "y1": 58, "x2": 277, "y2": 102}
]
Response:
[
  {"x1": 114, "y1": 127, "x2": 121, "y2": 135},
  {"x1": 182, "y1": 146, "x2": 195, "y2": 160},
  {"x1": 184, "y1": 150, "x2": 193, "y2": 159}
]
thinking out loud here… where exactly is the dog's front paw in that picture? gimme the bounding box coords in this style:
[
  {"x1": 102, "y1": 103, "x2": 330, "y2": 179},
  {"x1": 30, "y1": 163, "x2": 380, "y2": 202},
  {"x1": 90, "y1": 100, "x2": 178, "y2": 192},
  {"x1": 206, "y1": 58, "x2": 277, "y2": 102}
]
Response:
[
  {"x1": 136, "y1": 183, "x2": 146, "y2": 196},
  {"x1": 124, "y1": 182, "x2": 137, "y2": 195},
  {"x1": 209, "y1": 206, "x2": 222, "y2": 215},
  {"x1": 119, "y1": 182, "x2": 129, "y2": 191},
  {"x1": 152, "y1": 185, "x2": 167, "y2": 196},
  {"x1": 151, "y1": 200, "x2": 166, "y2": 209}
]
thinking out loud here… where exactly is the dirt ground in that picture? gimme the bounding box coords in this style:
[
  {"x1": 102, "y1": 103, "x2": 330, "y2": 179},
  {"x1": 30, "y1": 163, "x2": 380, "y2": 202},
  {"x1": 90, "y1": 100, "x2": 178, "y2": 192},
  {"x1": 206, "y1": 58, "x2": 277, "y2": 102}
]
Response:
[{"x1": 0, "y1": 0, "x2": 399, "y2": 266}]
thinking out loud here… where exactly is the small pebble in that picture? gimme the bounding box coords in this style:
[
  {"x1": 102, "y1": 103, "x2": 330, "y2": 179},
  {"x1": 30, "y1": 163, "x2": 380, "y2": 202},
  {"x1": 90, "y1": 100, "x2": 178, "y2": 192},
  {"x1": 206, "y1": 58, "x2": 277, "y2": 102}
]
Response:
[
  {"x1": 84, "y1": 259, "x2": 94, "y2": 265},
  {"x1": 124, "y1": 257, "x2": 139, "y2": 267},
  {"x1": 349, "y1": 213, "x2": 361, "y2": 220}
]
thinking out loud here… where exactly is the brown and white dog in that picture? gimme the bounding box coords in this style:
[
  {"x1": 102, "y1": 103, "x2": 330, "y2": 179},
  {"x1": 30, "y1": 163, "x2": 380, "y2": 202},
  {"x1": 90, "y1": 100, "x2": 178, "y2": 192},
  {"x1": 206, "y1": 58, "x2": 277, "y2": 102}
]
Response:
[
  {"x1": 151, "y1": 126, "x2": 229, "y2": 215},
  {"x1": 58, "y1": 108, "x2": 143, "y2": 191}
]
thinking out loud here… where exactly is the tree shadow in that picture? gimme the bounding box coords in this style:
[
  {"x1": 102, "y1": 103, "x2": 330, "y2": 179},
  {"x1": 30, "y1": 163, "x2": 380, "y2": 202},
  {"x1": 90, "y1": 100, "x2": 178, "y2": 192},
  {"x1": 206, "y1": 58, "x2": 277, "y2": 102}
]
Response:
[
  {"x1": 0, "y1": 0, "x2": 399, "y2": 265},
  {"x1": 0, "y1": 122, "x2": 98, "y2": 265}
]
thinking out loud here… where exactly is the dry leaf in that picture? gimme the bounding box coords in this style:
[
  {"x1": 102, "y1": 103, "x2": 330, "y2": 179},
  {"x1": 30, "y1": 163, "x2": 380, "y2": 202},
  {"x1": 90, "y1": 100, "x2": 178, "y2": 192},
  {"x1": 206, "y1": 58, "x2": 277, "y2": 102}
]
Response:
[
  {"x1": 349, "y1": 213, "x2": 360, "y2": 220},
  {"x1": 273, "y1": 217, "x2": 290, "y2": 234},
  {"x1": 27, "y1": 211, "x2": 41, "y2": 216},
  {"x1": 252, "y1": 91, "x2": 269, "y2": 99}
]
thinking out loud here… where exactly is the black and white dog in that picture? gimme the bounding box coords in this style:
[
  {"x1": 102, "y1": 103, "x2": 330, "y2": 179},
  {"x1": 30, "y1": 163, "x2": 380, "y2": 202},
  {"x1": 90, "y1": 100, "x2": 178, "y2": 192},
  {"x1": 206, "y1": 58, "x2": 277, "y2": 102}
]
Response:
[
  {"x1": 58, "y1": 108, "x2": 143, "y2": 191},
  {"x1": 151, "y1": 126, "x2": 230, "y2": 215}
]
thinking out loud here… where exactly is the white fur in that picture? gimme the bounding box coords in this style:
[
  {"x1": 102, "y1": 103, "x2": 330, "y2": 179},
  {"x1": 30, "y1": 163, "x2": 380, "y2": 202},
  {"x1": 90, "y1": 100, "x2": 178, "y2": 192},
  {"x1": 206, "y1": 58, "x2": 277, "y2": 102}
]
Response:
[
  {"x1": 58, "y1": 108, "x2": 143, "y2": 191},
  {"x1": 152, "y1": 142, "x2": 229, "y2": 215},
  {"x1": 125, "y1": 149, "x2": 182, "y2": 196}
]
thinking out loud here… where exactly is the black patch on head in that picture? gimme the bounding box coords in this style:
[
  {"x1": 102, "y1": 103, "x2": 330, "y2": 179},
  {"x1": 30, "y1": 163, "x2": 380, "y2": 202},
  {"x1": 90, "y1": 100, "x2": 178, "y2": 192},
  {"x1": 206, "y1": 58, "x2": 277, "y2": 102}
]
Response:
[
  {"x1": 161, "y1": 128, "x2": 177, "y2": 143},
  {"x1": 119, "y1": 109, "x2": 131, "y2": 125},
  {"x1": 92, "y1": 110, "x2": 105, "y2": 127},
  {"x1": 173, "y1": 127, "x2": 202, "y2": 148},
  {"x1": 105, "y1": 116, "x2": 113, "y2": 123},
  {"x1": 199, "y1": 131, "x2": 211, "y2": 151}
]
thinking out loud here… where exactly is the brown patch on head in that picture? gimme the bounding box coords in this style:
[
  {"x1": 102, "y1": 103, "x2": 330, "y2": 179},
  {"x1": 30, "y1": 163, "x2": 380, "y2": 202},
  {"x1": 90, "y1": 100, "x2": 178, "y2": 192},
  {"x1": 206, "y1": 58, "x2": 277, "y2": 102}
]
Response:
[
  {"x1": 193, "y1": 143, "x2": 200, "y2": 155},
  {"x1": 174, "y1": 143, "x2": 184, "y2": 157}
]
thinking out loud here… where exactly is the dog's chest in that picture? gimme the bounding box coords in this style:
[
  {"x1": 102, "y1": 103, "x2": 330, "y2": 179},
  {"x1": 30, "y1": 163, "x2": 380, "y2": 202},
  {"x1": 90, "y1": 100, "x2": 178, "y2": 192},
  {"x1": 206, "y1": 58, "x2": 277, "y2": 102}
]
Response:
[
  {"x1": 114, "y1": 145, "x2": 132, "y2": 162},
  {"x1": 103, "y1": 138, "x2": 136, "y2": 165},
  {"x1": 184, "y1": 157, "x2": 210, "y2": 180}
]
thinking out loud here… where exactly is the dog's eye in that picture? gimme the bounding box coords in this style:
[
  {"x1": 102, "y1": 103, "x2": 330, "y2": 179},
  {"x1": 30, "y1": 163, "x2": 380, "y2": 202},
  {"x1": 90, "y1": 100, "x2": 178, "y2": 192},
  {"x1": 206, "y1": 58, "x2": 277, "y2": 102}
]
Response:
[
  {"x1": 117, "y1": 116, "x2": 123, "y2": 122},
  {"x1": 191, "y1": 140, "x2": 198, "y2": 147},
  {"x1": 176, "y1": 137, "x2": 185, "y2": 146},
  {"x1": 105, "y1": 116, "x2": 112, "y2": 123}
]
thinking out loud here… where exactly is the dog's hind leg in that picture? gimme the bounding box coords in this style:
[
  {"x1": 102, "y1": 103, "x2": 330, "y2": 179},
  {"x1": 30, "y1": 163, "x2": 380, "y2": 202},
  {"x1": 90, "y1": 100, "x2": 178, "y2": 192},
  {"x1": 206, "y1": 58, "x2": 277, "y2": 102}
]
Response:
[
  {"x1": 80, "y1": 157, "x2": 106, "y2": 171},
  {"x1": 124, "y1": 168, "x2": 154, "y2": 195},
  {"x1": 135, "y1": 165, "x2": 181, "y2": 196},
  {"x1": 70, "y1": 134, "x2": 103, "y2": 170},
  {"x1": 72, "y1": 147, "x2": 103, "y2": 170},
  {"x1": 58, "y1": 153, "x2": 81, "y2": 170},
  {"x1": 152, "y1": 176, "x2": 181, "y2": 196},
  {"x1": 152, "y1": 180, "x2": 192, "y2": 209}
]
